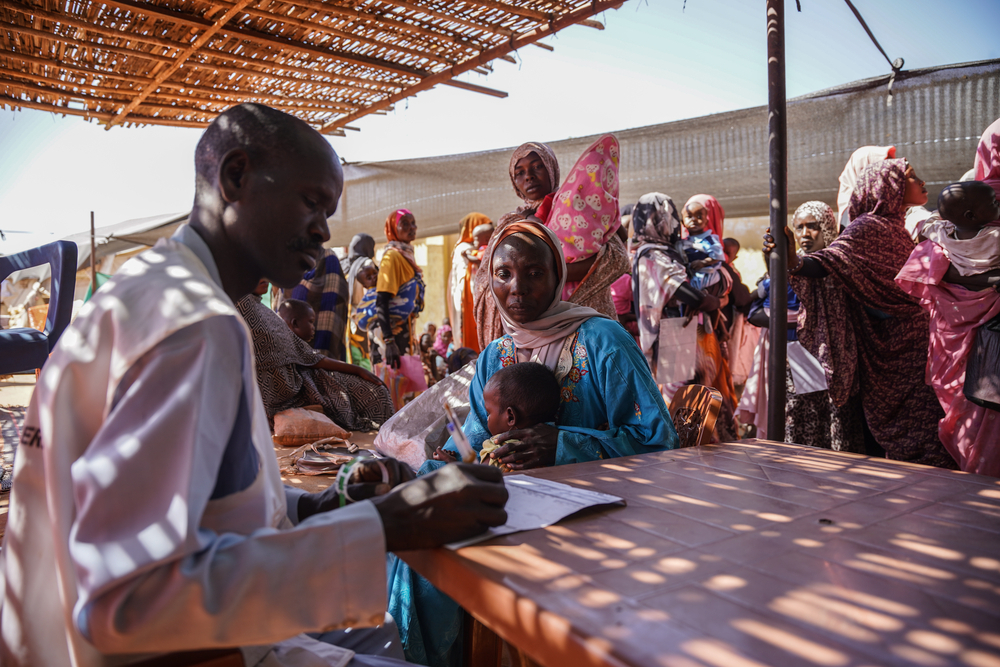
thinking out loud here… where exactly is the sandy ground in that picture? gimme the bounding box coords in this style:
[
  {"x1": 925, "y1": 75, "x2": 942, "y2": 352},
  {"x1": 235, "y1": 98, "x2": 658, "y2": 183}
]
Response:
[{"x1": 0, "y1": 374, "x2": 377, "y2": 538}]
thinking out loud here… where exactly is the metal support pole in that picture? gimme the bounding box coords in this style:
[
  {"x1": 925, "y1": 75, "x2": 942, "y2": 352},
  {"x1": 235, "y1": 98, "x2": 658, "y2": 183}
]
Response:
[
  {"x1": 90, "y1": 211, "x2": 97, "y2": 295},
  {"x1": 765, "y1": 0, "x2": 788, "y2": 441}
]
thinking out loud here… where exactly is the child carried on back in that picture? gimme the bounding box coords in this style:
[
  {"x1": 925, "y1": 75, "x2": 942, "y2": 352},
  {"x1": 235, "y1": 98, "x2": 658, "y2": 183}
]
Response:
[
  {"x1": 433, "y1": 362, "x2": 561, "y2": 471},
  {"x1": 920, "y1": 181, "x2": 1000, "y2": 276}
]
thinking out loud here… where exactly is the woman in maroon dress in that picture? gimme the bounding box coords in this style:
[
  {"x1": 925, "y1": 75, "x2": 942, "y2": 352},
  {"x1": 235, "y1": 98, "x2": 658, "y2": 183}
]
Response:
[{"x1": 764, "y1": 159, "x2": 955, "y2": 468}]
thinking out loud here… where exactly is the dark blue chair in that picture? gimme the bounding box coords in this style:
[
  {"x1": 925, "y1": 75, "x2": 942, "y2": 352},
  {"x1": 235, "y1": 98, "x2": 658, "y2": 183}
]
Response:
[{"x1": 0, "y1": 241, "x2": 78, "y2": 375}]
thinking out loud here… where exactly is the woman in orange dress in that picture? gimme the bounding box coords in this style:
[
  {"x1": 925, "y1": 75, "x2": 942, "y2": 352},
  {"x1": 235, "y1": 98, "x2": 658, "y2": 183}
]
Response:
[{"x1": 447, "y1": 212, "x2": 490, "y2": 352}]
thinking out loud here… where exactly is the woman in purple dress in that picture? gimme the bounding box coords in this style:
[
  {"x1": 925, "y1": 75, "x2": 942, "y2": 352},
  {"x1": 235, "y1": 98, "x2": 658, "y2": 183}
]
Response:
[{"x1": 764, "y1": 159, "x2": 955, "y2": 468}]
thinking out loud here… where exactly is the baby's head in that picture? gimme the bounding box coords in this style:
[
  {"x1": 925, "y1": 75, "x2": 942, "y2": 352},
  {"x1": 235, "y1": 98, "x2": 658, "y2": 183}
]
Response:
[
  {"x1": 683, "y1": 201, "x2": 709, "y2": 234},
  {"x1": 938, "y1": 181, "x2": 1000, "y2": 234},
  {"x1": 357, "y1": 259, "x2": 379, "y2": 289},
  {"x1": 278, "y1": 299, "x2": 316, "y2": 343},
  {"x1": 473, "y1": 223, "x2": 494, "y2": 249},
  {"x1": 483, "y1": 362, "x2": 561, "y2": 436},
  {"x1": 723, "y1": 237, "x2": 740, "y2": 263}
]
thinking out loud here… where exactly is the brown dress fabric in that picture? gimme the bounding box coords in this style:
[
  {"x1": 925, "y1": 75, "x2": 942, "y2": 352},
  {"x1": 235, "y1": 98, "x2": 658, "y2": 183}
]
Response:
[
  {"x1": 236, "y1": 295, "x2": 394, "y2": 431},
  {"x1": 790, "y1": 159, "x2": 954, "y2": 468}
]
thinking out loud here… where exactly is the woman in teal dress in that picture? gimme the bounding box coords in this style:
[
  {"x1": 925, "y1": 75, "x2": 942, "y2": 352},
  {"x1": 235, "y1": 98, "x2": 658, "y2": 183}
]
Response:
[{"x1": 388, "y1": 217, "x2": 678, "y2": 666}]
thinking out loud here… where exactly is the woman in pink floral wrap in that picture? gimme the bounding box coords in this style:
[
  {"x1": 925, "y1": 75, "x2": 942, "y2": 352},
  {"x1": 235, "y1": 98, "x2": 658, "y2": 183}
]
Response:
[
  {"x1": 764, "y1": 159, "x2": 955, "y2": 468},
  {"x1": 473, "y1": 139, "x2": 629, "y2": 348}
]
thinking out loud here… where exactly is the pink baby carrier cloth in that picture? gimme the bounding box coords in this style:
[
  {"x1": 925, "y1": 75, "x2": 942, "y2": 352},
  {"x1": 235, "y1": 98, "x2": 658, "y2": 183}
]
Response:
[{"x1": 546, "y1": 134, "x2": 622, "y2": 264}]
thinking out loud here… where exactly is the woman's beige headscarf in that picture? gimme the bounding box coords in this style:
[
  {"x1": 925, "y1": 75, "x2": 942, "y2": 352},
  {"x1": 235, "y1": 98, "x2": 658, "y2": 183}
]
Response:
[
  {"x1": 509, "y1": 142, "x2": 560, "y2": 212},
  {"x1": 488, "y1": 218, "x2": 606, "y2": 370},
  {"x1": 837, "y1": 145, "x2": 895, "y2": 229}
]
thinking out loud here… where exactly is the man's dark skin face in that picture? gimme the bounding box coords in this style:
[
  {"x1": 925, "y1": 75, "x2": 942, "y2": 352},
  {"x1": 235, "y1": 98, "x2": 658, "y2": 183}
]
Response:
[
  {"x1": 512, "y1": 152, "x2": 552, "y2": 202},
  {"x1": 191, "y1": 127, "x2": 343, "y2": 302},
  {"x1": 491, "y1": 234, "x2": 559, "y2": 324}
]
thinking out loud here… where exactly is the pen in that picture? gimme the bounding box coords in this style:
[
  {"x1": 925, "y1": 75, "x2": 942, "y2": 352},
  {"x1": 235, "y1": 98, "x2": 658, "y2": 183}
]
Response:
[{"x1": 443, "y1": 402, "x2": 477, "y2": 463}]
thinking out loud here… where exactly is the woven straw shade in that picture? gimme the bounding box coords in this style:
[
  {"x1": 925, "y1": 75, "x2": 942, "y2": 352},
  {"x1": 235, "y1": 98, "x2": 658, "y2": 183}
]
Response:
[{"x1": 0, "y1": 0, "x2": 620, "y2": 133}]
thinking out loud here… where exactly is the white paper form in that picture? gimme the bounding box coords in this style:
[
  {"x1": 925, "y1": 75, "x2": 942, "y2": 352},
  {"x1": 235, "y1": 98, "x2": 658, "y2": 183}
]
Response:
[
  {"x1": 446, "y1": 475, "x2": 625, "y2": 550},
  {"x1": 656, "y1": 317, "x2": 699, "y2": 386}
]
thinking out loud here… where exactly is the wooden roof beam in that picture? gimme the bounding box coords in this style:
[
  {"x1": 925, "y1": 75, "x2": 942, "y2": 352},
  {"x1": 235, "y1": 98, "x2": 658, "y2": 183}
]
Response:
[
  {"x1": 322, "y1": 0, "x2": 623, "y2": 132},
  {"x1": 4, "y1": 71, "x2": 358, "y2": 115},
  {"x1": 456, "y1": 0, "x2": 549, "y2": 22},
  {"x1": 236, "y1": 5, "x2": 457, "y2": 66},
  {"x1": 373, "y1": 1, "x2": 515, "y2": 37},
  {"x1": 1, "y1": 3, "x2": 400, "y2": 92},
  {"x1": 257, "y1": 0, "x2": 480, "y2": 49},
  {"x1": 4, "y1": 0, "x2": 451, "y2": 69},
  {"x1": 2, "y1": 56, "x2": 365, "y2": 110},
  {"x1": 3, "y1": 23, "x2": 175, "y2": 64},
  {"x1": 442, "y1": 78, "x2": 506, "y2": 98},
  {"x1": 1, "y1": 0, "x2": 183, "y2": 52},
  {"x1": 106, "y1": 0, "x2": 257, "y2": 128},
  {"x1": 0, "y1": 36, "x2": 393, "y2": 99},
  {"x1": 0, "y1": 91, "x2": 350, "y2": 133},
  {"x1": 0, "y1": 94, "x2": 213, "y2": 127},
  {"x1": 100, "y1": 0, "x2": 430, "y2": 79}
]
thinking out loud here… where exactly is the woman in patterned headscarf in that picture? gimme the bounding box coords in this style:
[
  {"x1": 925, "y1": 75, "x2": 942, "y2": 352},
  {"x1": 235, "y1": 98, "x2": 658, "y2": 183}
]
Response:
[
  {"x1": 631, "y1": 192, "x2": 739, "y2": 441},
  {"x1": 740, "y1": 201, "x2": 864, "y2": 451},
  {"x1": 473, "y1": 140, "x2": 630, "y2": 348},
  {"x1": 836, "y1": 145, "x2": 896, "y2": 230},
  {"x1": 765, "y1": 160, "x2": 955, "y2": 468}
]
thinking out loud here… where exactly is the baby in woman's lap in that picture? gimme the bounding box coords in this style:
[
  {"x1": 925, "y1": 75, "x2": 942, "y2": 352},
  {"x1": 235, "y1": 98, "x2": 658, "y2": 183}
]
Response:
[{"x1": 433, "y1": 362, "x2": 561, "y2": 471}]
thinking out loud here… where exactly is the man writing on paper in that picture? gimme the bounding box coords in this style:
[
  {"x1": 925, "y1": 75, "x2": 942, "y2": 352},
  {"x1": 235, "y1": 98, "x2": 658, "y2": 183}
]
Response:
[{"x1": 0, "y1": 104, "x2": 508, "y2": 667}]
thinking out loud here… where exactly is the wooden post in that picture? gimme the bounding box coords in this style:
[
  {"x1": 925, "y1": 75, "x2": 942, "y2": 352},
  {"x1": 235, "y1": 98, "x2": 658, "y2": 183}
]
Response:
[
  {"x1": 90, "y1": 211, "x2": 97, "y2": 296},
  {"x1": 766, "y1": 0, "x2": 788, "y2": 441}
]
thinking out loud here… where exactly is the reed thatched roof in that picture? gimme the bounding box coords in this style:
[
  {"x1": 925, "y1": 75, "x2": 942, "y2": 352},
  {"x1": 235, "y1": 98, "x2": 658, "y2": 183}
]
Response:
[{"x1": 1, "y1": 0, "x2": 619, "y2": 134}]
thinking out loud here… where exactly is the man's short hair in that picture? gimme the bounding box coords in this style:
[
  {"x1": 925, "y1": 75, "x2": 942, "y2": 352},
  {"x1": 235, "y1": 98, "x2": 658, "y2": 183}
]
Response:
[
  {"x1": 277, "y1": 298, "x2": 313, "y2": 324},
  {"x1": 485, "y1": 362, "x2": 561, "y2": 424},
  {"x1": 194, "y1": 103, "x2": 322, "y2": 187}
]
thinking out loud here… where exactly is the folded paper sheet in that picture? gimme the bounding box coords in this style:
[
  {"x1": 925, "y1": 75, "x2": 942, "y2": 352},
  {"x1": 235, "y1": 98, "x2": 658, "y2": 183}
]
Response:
[{"x1": 446, "y1": 475, "x2": 625, "y2": 549}]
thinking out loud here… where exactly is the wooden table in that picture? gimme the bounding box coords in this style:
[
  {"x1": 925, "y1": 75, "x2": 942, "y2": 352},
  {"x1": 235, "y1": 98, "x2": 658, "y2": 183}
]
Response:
[{"x1": 399, "y1": 440, "x2": 1000, "y2": 667}]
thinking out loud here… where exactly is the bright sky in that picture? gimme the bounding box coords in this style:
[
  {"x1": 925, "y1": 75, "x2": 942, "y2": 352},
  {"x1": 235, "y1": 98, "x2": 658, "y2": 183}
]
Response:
[{"x1": 1, "y1": 0, "x2": 997, "y2": 253}]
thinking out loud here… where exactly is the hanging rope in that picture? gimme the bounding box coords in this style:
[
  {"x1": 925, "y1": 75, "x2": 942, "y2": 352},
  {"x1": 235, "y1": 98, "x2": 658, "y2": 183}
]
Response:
[{"x1": 843, "y1": 0, "x2": 904, "y2": 105}]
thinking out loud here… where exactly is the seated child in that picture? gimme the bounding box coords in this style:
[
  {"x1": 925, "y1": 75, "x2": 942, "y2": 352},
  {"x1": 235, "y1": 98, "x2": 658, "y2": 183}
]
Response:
[
  {"x1": 277, "y1": 298, "x2": 316, "y2": 343},
  {"x1": 681, "y1": 200, "x2": 725, "y2": 290},
  {"x1": 921, "y1": 181, "x2": 1000, "y2": 276},
  {"x1": 463, "y1": 223, "x2": 495, "y2": 269},
  {"x1": 432, "y1": 362, "x2": 560, "y2": 471}
]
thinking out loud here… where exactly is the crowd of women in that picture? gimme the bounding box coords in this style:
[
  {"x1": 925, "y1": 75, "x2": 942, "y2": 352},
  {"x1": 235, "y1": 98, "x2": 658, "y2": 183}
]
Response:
[{"x1": 230, "y1": 117, "x2": 1000, "y2": 667}]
